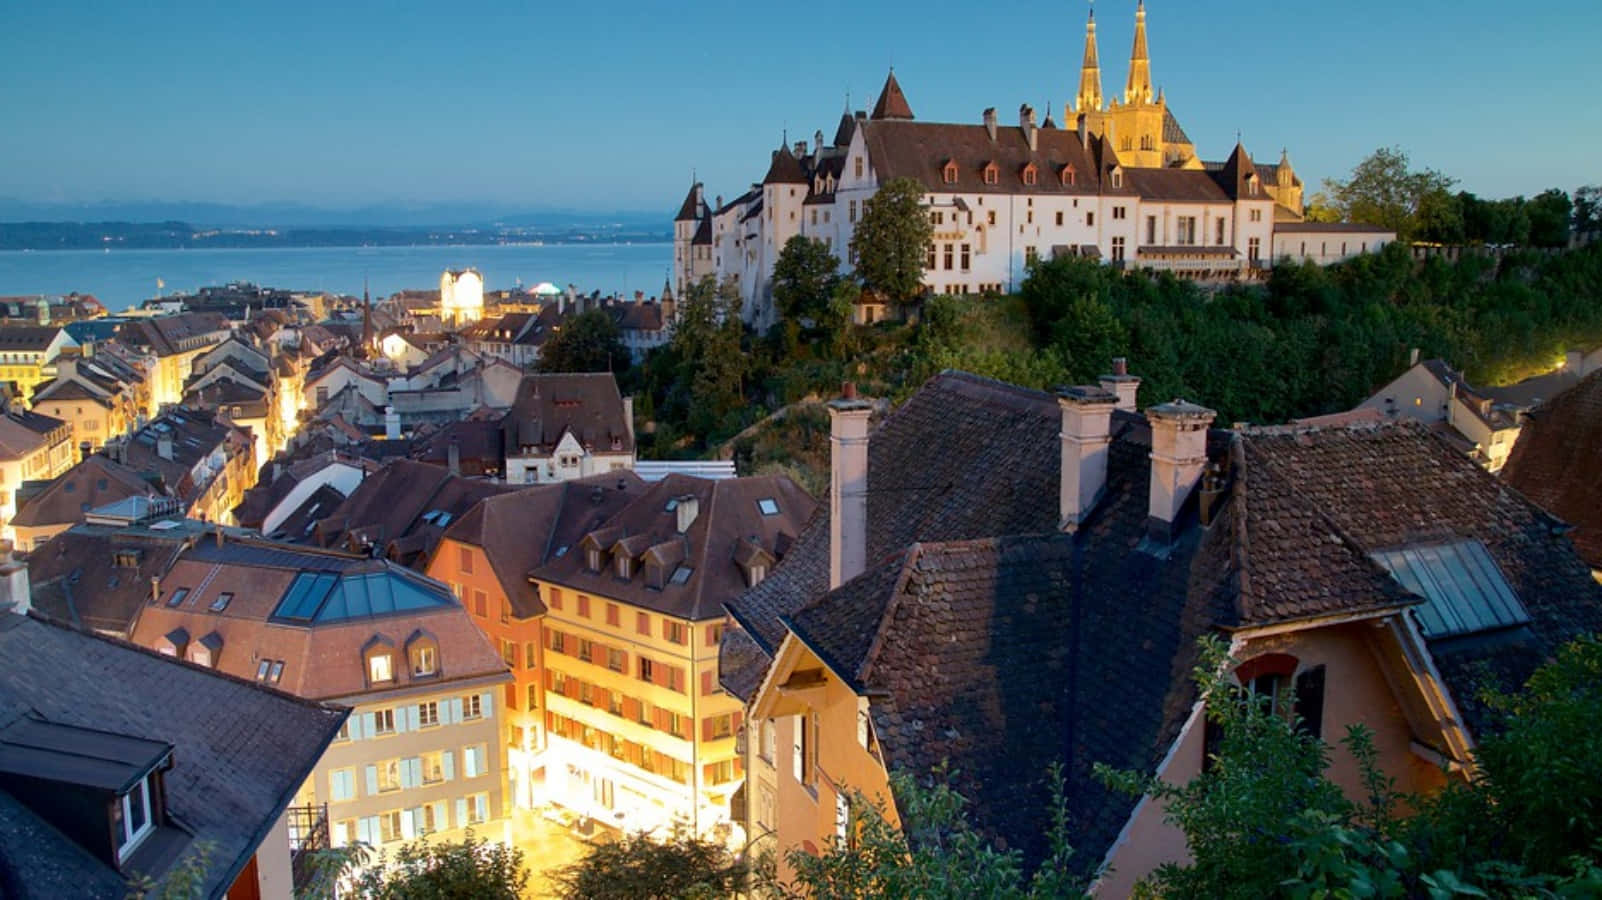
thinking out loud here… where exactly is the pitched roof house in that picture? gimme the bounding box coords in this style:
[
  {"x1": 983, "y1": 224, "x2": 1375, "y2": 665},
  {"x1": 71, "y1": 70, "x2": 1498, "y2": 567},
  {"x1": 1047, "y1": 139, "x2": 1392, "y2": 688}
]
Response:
[
  {"x1": 1502, "y1": 368, "x2": 1602, "y2": 574},
  {"x1": 724, "y1": 369, "x2": 1602, "y2": 891},
  {"x1": 0, "y1": 610, "x2": 345, "y2": 898},
  {"x1": 500, "y1": 373, "x2": 635, "y2": 485}
]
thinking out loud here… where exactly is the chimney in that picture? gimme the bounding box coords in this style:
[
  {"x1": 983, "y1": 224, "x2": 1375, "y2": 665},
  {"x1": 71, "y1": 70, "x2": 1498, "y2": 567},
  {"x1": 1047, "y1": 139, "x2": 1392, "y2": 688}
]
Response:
[
  {"x1": 1020, "y1": 104, "x2": 1038, "y2": 151},
  {"x1": 385, "y1": 405, "x2": 401, "y2": 440},
  {"x1": 447, "y1": 436, "x2": 461, "y2": 476},
  {"x1": 983, "y1": 107, "x2": 998, "y2": 142},
  {"x1": 794, "y1": 140, "x2": 807, "y2": 157},
  {"x1": 157, "y1": 434, "x2": 174, "y2": 461},
  {"x1": 1146, "y1": 399, "x2": 1218, "y2": 541},
  {"x1": 715, "y1": 194, "x2": 723, "y2": 210},
  {"x1": 151, "y1": 575, "x2": 161, "y2": 606},
  {"x1": 814, "y1": 129, "x2": 824, "y2": 153},
  {"x1": 1409, "y1": 347, "x2": 1420, "y2": 367},
  {"x1": 694, "y1": 183, "x2": 704, "y2": 209},
  {"x1": 0, "y1": 561, "x2": 29, "y2": 615},
  {"x1": 623, "y1": 396, "x2": 635, "y2": 444},
  {"x1": 1098, "y1": 357, "x2": 1141, "y2": 411},
  {"x1": 214, "y1": 522, "x2": 224, "y2": 548},
  {"x1": 1077, "y1": 115, "x2": 1087, "y2": 145},
  {"x1": 1058, "y1": 386, "x2": 1119, "y2": 530},
  {"x1": 828, "y1": 382, "x2": 872, "y2": 589},
  {"x1": 675, "y1": 495, "x2": 700, "y2": 533},
  {"x1": 78, "y1": 440, "x2": 91, "y2": 463}
]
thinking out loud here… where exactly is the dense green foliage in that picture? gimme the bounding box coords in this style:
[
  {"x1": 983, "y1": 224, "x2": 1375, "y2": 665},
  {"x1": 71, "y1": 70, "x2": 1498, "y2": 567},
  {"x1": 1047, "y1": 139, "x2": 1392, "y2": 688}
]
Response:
[
  {"x1": 850, "y1": 176, "x2": 934, "y2": 303},
  {"x1": 772, "y1": 235, "x2": 842, "y2": 324},
  {"x1": 537, "y1": 307, "x2": 631, "y2": 373},
  {"x1": 636, "y1": 242, "x2": 1602, "y2": 474},
  {"x1": 1098, "y1": 636, "x2": 1602, "y2": 898},
  {"x1": 349, "y1": 831, "x2": 530, "y2": 899},
  {"x1": 1319, "y1": 147, "x2": 1587, "y2": 247},
  {"x1": 550, "y1": 829, "x2": 747, "y2": 899}
]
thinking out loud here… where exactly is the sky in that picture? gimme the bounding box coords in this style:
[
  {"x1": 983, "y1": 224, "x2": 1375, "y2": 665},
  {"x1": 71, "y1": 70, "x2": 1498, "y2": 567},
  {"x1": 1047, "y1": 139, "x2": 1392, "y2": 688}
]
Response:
[{"x1": 3, "y1": 0, "x2": 1599, "y2": 217}]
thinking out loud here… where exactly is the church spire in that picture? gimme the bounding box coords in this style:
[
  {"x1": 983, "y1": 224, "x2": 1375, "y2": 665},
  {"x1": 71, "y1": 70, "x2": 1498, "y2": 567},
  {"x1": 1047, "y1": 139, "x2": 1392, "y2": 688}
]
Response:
[
  {"x1": 1075, "y1": 6, "x2": 1103, "y2": 113},
  {"x1": 1124, "y1": 0, "x2": 1153, "y2": 105}
]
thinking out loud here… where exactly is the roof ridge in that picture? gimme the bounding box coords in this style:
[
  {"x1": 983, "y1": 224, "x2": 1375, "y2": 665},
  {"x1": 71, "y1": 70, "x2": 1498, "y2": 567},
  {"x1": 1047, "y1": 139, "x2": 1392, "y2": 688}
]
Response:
[
  {"x1": 688, "y1": 479, "x2": 723, "y2": 619},
  {"x1": 853, "y1": 544, "x2": 922, "y2": 687},
  {"x1": 20, "y1": 609, "x2": 350, "y2": 715}
]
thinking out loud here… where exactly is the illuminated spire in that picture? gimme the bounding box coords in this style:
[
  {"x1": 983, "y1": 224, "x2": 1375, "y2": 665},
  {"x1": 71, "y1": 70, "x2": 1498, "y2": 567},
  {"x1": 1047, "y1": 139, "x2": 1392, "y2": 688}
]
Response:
[
  {"x1": 1125, "y1": 0, "x2": 1153, "y2": 105},
  {"x1": 1075, "y1": 5, "x2": 1103, "y2": 113}
]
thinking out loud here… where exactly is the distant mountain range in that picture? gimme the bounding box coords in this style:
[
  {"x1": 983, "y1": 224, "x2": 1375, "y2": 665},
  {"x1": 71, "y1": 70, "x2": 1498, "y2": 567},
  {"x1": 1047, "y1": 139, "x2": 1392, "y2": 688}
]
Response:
[{"x1": 0, "y1": 197, "x2": 664, "y2": 229}]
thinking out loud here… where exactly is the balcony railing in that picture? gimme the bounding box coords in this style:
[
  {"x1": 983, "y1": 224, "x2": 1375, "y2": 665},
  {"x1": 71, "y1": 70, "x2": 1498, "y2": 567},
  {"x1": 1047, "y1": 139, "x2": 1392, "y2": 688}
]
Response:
[{"x1": 285, "y1": 803, "x2": 330, "y2": 893}]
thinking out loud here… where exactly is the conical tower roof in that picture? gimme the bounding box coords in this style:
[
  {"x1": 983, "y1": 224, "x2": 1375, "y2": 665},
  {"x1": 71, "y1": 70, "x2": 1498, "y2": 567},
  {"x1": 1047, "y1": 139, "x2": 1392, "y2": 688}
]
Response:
[
  {"x1": 1124, "y1": 1, "x2": 1153, "y2": 105},
  {"x1": 1075, "y1": 8, "x2": 1103, "y2": 112},
  {"x1": 674, "y1": 182, "x2": 704, "y2": 222},
  {"x1": 870, "y1": 69, "x2": 914, "y2": 120},
  {"x1": 762, "y1": 143, "x2": 808, "y2": 185}
]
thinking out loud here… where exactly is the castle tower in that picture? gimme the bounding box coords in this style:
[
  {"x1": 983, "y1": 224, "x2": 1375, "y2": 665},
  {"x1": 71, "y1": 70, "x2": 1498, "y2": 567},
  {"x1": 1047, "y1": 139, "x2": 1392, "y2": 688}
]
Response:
[
  {"x1": 1124, "y1": 1, "x2": 1153, "y2": 106},
  {"x1": 1074, "y1": 8, "x2": 1103, "y2": 114}
]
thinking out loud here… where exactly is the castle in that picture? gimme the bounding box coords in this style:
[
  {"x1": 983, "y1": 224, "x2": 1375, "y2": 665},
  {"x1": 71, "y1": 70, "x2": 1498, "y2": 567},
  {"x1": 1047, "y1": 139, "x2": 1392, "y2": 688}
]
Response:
[{"x1": 674, "y1": 2, "x2": 1391, "y2": 329}]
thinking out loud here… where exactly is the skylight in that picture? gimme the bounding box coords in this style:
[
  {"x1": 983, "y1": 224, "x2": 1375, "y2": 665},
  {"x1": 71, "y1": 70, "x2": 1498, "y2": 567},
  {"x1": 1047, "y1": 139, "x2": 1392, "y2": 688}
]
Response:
[
  {"x1": 757, "y1": 498, "x2": 779, "y2": 516},
  {"x1": 209, "y1": 592, "x2": 233, "y2": 612},
  {"x1": 1370, "y1": 540, "x2": 1530, "y2": 639},
  {"x1": 669, "y1": 565, "x2": 694, "y2": 585}
]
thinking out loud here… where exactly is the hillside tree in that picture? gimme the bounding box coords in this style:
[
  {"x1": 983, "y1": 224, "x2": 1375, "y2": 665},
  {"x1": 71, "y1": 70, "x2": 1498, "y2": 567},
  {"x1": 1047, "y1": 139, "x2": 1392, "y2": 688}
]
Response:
[
  {"x1": 1323, "y1": 147, "x2": 1456, "y2": 241},
  {"x1": 851, "y1": 177, "x2": 934, "y2": 304},
  {"x1": 772, "y1": 235, "x2": 842, "y2": 324},
  {"x1": 539, "y1": 307, "x2": 631, "y2": 373}
]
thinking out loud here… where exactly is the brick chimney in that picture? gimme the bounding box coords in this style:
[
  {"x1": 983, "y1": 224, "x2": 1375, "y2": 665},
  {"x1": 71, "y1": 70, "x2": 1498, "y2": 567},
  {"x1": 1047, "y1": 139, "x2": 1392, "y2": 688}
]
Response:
[
  {"x1": 1058, "y1": 385, "x2": 1118, "y2": 530},
  {"x1": 1098, "y1": 357, "x2": 1141, "y2": 411},
  {"x1": 828, "y1": 383, "x2": 873, "y2": 589},
  {"x1": 1146, "y1": 399, "x2": 1217, "y2": 541},
  {"x1": 675, "y1": 495, "x2": 699, "y2": 533}
]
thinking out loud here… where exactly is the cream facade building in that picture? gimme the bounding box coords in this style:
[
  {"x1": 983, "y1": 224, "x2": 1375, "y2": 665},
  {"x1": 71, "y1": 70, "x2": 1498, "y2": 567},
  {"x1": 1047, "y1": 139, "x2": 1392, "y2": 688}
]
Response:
[
  {"x1": 440, "y1": 269, "x2": 486, "y2": 328},
  {"x1": 675, "y1": 2, "x2": 1389, "y2": 329}
]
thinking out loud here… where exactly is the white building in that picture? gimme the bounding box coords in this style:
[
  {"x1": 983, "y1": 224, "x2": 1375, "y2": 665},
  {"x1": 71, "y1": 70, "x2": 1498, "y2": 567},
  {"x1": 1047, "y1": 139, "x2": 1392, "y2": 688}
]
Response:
[
  {"x1": 440, "y1": 269, "x2": 485, "y2": 328},
  {"x1": 675, "y1": 5, "x2": 1391, "y2": 329}
]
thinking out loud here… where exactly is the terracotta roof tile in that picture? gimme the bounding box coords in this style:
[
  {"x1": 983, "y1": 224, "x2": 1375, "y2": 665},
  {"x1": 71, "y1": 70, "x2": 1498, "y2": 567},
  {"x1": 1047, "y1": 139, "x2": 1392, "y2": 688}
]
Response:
[{"x1": 1502, "y1": 369, "x2": 1602, "y2": 568}]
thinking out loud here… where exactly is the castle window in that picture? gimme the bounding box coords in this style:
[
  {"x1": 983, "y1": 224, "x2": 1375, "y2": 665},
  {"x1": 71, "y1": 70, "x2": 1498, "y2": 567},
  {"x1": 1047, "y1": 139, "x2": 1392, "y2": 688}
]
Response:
[
  {"x1": 987, "y1": 210, "x2": 997, "y2": 226},
  {"x1": 942, "y1": 161, "x2": 959, "y2": 184},
  {"x1": 854, "y1": 157, "x2": 864, "y2": 178},
  {"x1": 1087, "y1": 211, "x2": 1095, "y2": 227},
  {"x1": 1055, "y1": 211, "x2": 1063, "y2": 227},
  {"x1": 982, "y1": 163, "x2": 999, "y2": 185}
]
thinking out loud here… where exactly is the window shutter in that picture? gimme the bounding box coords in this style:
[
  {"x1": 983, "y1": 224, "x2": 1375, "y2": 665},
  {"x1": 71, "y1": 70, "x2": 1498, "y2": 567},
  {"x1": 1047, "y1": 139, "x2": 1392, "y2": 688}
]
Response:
[
  {"x1": 702, "y1": 717, "x2": 714, "y2": 742},
  {"x1": 347, "y1": 715, "x2": 364, "y2": 741},
  {"x1": 449, "y1": 698, "x2": 463, "y2": 722},
  {"x1": 623, "y1": 697, "x2": 639, "y2": 721},
  {"x1": 701, "y1": 670, "x2": 713, "y2": 696},
  {"x1": 362, "y1": 711, "x2": 376, "y2": 736},
  {"x1": 595, "y1": 687, "x2": 610, "y2": 710},
  {"x1": 480, "y1": 691, "x2": 494, "y2": 717},
  {"x1": 792, "y1": 717, "x2": 804, "y2": 781},
  {"x1": 456, "y1": 798, "x2": 468, "y2": 828},
  {"x1": 398, "y1": 758, "x2": 414, "y2": 789},
  {"x1": 400, "y1": 809, "x2": 416, "y2": 840},
  {"x1": 356, "y1": 817, "x2": 373, "y2": 845},
  {"x1": 365, "y1": 765, "x2": 379, "y2": 796},
  {"x1": 733, "y1": 711, "x2": 743, "y2": 733},
  {"x1": 442, "y1": 750, "x2": 455, "y2": 782},
  {"x1": 545, "y1": 669, "x2": 554, "y2": 690},
  {"x1": 395, "y1": 707, "x2": 410, "y2": 734},
  {"x1": 1293, "y1": 665, "x2": 1327, "y2": 740}
]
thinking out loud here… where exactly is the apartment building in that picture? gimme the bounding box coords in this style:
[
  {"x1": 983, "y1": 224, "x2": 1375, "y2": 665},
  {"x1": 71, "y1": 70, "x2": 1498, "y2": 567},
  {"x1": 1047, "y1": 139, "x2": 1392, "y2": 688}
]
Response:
[
  {"x1": 0, "y1": 325, "x2": 78, "y2": 401},
  {"x1": 127, "y1": 536, "x2": 513, "y2": 852},
  {"x1": 0, "y1": 410, "x2": 73, "y2": 544},
  {"x1": 119, "y1": 312, "x2": 232, "y2": 410}
]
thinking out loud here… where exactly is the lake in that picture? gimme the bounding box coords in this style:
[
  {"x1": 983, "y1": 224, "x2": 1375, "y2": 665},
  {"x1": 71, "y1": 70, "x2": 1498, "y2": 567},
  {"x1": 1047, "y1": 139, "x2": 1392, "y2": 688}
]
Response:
[{"x1": 0, "y1": 243, "x2": 675, "y2": 312}]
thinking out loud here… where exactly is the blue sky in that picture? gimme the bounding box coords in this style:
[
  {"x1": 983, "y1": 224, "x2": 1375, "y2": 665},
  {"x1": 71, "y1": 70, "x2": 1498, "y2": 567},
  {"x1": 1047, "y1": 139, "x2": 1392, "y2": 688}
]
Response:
[{"x1": 3, "y1": 0, "x2": 1598, "y2": 214}]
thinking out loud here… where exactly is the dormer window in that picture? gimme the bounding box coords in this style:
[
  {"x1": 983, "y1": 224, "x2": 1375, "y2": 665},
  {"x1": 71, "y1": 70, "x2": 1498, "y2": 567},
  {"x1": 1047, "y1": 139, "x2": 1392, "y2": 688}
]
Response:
[
  {"x1": 363, "y1": 635, "x2": 397, "y2": 685},
  {"x1": 1248, "y1": 178, "x2": 1260, "y2": 196},
  {"x1": 413, "y1": 646, "x2": 436, "y2": 676},
  {"x1": 1111, "y1": 170, "x2": 1124, "y2": 189},
  {"x1": 982, "y1": 162, "x2": 999, "y2": 186},
  {"x1": 616, "y1": 554, "x2": 633, "y2": 579},
  {"x1": 1021, "y1": 164, "x2": 1038, "y2": 186},
  {"x1": 1061, "y1": 165, "x2": 1077, "y2": 187},
  {"x1": 942, "y1": 161, "x2": 958, "y2": 185},
  {"x1": 748, "y1": 563, "x2": 766, "y2": 586},
  {"x1": 112, "y1": 775, "x2": 154, "y2": 863},
  {"x1": 209, "y1": 592, "x2": 232, "y2": 612},
  {"x1": 587, "y1": 548, "x2": 602, "y2": 572}
]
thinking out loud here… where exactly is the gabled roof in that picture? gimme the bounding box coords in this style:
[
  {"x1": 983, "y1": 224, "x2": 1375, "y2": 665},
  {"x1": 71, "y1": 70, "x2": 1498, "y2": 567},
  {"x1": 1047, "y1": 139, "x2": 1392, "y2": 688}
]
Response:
[
  {"x1": 313, "y1": 459, "x2": 516, "y2": 568},
  {"x1": 0, "y1": 611, "x2": 344, "y2": 898},
  {"x1": 1502, "y1": 369, "x2": 1602, "y2": 569},
  {"x1": 858, "y1": 120, "x2": 1103, "y2": 196},
  {"x1": 12, "y1": 455, "x2": 157, "y2": 531},
  {"x1": 535, "y1": 473, "x2": 815, "y2": 621},
  {"x1": 0, "y1": 326, "x2": 64, "y2": 353},
  {"x1": 443, "y1": 471, "x2": 649, "y2": 618},
  {"x1": 870, "y1": 70, "x2": 914, "y2": 120},
  {"x1": 501, "y1": 372, "x2": 634, "y2": 456}
]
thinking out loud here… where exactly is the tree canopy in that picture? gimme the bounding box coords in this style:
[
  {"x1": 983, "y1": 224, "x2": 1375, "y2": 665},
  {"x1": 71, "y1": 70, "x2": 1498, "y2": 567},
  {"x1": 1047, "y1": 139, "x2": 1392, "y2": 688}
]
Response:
[
  {"x1": 538, "y1": 307, "x2": 631, "y2": 373},
  {"x1": 1322, "y1": 147, "x2": 1457, "y2": 242},
  {"x1": 850, "y1": 176, "x2": 934, "y2": 303},
  {"x1": 772, "y1": 235, "x2": 842, "y2": 324},
  {"x1": 550, "y1": 829, "x2": 747, "y2": 900}
]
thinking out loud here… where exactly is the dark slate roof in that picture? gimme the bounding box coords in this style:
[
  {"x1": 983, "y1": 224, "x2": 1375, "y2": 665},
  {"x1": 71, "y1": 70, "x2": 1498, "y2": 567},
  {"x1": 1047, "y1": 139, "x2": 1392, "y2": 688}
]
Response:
[
  {"x1": 1502, "y1": 369, "x2": 1602, "y2": 569},
  {"x1": 1161, "y1": 106, "x2": 1192, "y2": 146},
  {"x1": 870, "y1": 70, "x2": 914, "y2": 120},
  {"x1": 675, "y1": 183, "x2": 705, "y2": 222},
  {"x1": 1236, "y1": 421, "x2": 1602, "y2": 731},
  {"x1": 313, "y1": 459, "x2": 516, "y2": 568},
  {"x1": 0, "y1": 327, "x2": 63, "y2": 352},
  {"x1": 782, "y1": 418, "x2": 1207, "y2": 873},
  {"x1": 0, "y1": 612, "x2": 345, "y2": 899},
  {"x1": 500, "y1": 372, "x2": 635, "y2": 455}
]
